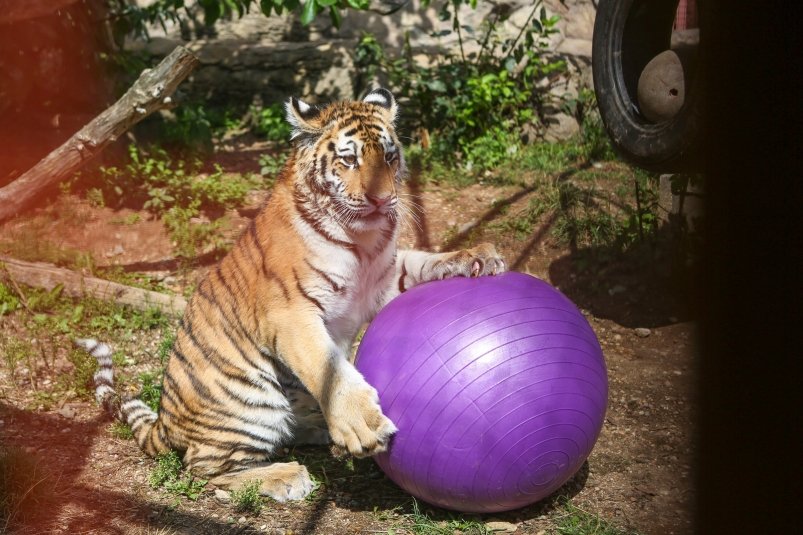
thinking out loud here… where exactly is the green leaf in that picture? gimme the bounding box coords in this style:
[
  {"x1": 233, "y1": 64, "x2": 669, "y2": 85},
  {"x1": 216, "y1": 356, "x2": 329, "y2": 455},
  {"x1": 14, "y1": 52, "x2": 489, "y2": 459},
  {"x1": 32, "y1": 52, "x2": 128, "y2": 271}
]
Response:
[
  {"x1": 328, "y1": 5, "x2": 341, "y2": 26},
  {"x1": 426, "y1": 80, "x2": 448, "y2": 93},
  {"x1": 259, "y1": 0, "x2": 273, "y2": 15},
  {"x1": 317, "y1": 0, "x2": 337, "y2": 7},
  {"x1": 300, "y1": 0, "x2": 318, "y2": 24},
  {"x1": 199, "y1": 0, "x2": 222, "y2": 25}
]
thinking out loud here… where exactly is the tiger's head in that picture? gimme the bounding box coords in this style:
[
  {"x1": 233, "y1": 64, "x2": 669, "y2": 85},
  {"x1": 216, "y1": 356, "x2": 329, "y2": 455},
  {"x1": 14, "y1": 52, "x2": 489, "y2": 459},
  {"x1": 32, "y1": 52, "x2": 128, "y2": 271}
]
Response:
[{"x1": 285, "y1": 88, "x2": 406, "y2": 232}]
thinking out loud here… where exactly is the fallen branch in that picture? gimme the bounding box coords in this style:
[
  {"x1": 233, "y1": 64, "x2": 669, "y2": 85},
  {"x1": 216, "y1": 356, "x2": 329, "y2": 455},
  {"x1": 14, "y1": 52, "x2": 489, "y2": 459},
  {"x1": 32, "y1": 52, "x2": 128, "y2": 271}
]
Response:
[
  {"x1": 0, "y1": 256, "x2": 187, "y2": 315},
  {"x1": 0, "y1": 45, "x2": 199, "y2": 224}
]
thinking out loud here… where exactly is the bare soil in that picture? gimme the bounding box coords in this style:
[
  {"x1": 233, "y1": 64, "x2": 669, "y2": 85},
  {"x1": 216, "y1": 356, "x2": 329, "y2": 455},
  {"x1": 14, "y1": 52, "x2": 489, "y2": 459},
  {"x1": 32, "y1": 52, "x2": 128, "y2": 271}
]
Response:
[{"x1": 0, "y1": 148, "x2": 696, "y2": 534}]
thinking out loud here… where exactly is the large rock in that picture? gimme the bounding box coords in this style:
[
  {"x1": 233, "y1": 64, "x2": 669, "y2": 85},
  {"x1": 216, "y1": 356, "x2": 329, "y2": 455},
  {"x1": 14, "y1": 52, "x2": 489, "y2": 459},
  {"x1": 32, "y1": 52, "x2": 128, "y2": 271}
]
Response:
[{"x1": 135, "y1": 36, "x2": 356, "y2": 104}]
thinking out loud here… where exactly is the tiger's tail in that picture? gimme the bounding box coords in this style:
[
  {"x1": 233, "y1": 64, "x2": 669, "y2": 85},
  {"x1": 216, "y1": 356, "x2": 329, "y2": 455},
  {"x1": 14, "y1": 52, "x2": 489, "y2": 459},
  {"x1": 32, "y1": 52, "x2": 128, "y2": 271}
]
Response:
[{"x1": 75, "y1": 338, "x2": 168, "y2": 456}]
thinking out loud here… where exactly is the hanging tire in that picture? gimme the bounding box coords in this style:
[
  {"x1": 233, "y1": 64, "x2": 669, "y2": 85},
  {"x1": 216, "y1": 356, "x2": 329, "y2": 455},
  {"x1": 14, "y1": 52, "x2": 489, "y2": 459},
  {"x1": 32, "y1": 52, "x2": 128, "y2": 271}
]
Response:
[{"x1": 592, "y1": 0, "x2": 702, "y2": 172}]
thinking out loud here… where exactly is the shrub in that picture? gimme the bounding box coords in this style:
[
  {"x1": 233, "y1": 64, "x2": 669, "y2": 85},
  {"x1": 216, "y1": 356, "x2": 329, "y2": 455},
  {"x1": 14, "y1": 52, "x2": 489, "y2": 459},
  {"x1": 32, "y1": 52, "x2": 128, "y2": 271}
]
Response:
[{"x1": 356, "y1": 0, "x2": 565, "y2": 175}]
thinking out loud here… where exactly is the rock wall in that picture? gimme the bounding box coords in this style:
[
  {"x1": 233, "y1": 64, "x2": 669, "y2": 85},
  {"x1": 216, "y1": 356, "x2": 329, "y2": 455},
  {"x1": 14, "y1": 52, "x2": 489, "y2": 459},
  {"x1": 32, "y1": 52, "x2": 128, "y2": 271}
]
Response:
[{"x1": 133, "y1": 0, "x2": 597, "y2": 138}]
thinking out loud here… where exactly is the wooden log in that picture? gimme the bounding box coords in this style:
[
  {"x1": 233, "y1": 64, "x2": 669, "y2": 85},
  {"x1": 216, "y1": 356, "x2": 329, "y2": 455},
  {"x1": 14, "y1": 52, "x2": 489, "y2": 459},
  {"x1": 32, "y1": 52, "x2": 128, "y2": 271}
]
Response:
[
  {"x1": 0, "y1": 45, "x2": 199, "y2": 224},
  {"x1": 0, "y1": 256, "x2": 187, "y2": 315}
]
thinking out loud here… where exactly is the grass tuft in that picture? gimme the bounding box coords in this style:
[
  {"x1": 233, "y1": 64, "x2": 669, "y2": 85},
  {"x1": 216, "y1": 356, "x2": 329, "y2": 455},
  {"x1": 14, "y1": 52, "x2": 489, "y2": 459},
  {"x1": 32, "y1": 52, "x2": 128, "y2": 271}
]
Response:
[
  {"x1": 556, "y1": 503, "x2": 640, "y2": 535},
  {"x1": 231, "y1": 479, "x2": 263, "y2": 515},
  {"x1": 109, "y1": 422, "x2": 135, "y2": 440},
  {"x1": 406, "y1": 499, "x2": 488, "y2": 535},
  {"x1": 149, "y1": 450, "x2": 207, "y2": 501},
  {"x1": 0, "y1": 447, "x2": 57, "y2": 531}
]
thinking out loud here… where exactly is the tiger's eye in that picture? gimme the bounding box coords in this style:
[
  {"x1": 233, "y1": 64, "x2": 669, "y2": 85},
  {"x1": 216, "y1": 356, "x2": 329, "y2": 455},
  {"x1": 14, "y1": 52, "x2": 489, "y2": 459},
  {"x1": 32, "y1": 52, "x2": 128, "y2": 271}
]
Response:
[{"x1": 342, "y1": 154, "x2": 357, "y2": 166}]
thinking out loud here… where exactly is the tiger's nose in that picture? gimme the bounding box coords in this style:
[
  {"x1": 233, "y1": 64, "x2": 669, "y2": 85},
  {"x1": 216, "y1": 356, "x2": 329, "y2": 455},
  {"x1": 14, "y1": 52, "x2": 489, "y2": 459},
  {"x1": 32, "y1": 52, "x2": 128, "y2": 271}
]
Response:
[{"x1": 366, "y1": 193, "x2": 393, "y2": 207}]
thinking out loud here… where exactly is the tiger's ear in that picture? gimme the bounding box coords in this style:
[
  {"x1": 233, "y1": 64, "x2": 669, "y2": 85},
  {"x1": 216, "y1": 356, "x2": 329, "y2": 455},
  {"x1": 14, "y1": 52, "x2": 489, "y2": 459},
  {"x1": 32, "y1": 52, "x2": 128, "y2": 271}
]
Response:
[
  {"x1": 285, "y1": 97, "x2": 323, "y2": 139},
  {"x1": 363, "y1": 88, "x2": 398, "y2": 124}
]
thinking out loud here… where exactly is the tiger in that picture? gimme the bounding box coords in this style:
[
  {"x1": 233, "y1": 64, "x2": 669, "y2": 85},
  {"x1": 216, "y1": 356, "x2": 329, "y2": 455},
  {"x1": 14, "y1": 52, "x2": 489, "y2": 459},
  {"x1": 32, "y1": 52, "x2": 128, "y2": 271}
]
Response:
[{"x1": 77, "y1": 88, "x2": 506, "y2": 502}]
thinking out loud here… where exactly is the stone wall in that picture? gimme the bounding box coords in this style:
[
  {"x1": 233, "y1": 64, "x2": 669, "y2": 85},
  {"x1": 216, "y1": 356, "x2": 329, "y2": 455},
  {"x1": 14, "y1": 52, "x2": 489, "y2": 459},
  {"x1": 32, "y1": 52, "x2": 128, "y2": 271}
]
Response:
[{"x1": 133, "y1": 0, "x2": 597, "y2": 138}]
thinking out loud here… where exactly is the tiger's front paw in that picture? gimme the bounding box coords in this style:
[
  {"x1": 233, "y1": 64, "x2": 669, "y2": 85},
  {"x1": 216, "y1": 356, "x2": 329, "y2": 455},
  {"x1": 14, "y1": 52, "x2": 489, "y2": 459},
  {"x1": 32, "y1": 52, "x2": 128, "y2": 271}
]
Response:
[
  {"x1": 326, "y1": 380, "x2": 397, "y2": 458},
  {"x1": 442, "y1": 243, "x2": 506, "y2": 278}
]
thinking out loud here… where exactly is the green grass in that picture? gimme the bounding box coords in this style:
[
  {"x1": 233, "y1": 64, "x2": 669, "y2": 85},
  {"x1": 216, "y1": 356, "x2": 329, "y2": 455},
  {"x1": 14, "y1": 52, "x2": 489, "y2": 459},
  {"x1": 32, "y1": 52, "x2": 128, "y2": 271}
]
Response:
[
  {"x1": 405, "y1": 499, "x2": 488, "y2": 535},
  {"x1": 109, "y1": 422, "x2": 135, "y2": 440},
  {"x1": 1, "y1": 227, "x2": 96, "y2": 273},
  {"x1": 555, "y1": 503, "x2": 639, "y2": 535},
  {"x1": 0, "y1": 280, "x2": 175, "y2": 414},
  {"x1": 0, "y1": 281, "x2": 20, "y2": 316},
  {"x1": 0, "y1": 447, "x2": 57, "y2": 531},
  {"x1": 149, "y1": 450, "x2": 207, "y2": 501},
  {"x1": 65, "y1": 347, "x2": 99, "y2": 399},
  {"x1": 96, "y1": 145, "x2": 262, "y2": 260},
  {"x1": 230, "y1": 480, "x2": 263, "y2": 515},
  {"x1": 149, "y1": 451, "x2": 183, "y2": 488},
  {"x1": 138, "y1": 371, "x2": 163, "y2": 412}
]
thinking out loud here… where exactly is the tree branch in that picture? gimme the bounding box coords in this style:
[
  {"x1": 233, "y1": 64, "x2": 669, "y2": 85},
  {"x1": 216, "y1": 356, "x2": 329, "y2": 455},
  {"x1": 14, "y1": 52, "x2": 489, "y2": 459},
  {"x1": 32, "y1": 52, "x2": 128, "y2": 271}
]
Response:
[
  {"x1": 0, "y1": 45, "x2": 199, "y2": 224},
  {"x1": 0, "y1": 256, "x2": 187, "y2": 315}
]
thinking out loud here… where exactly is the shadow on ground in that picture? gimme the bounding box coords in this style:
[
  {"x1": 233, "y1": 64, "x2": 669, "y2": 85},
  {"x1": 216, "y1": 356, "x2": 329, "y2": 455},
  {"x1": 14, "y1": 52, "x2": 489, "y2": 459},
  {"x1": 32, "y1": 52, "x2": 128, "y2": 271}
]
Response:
[
  {"x1": 2, "y1": 399, "x2": 593, "y2": 534},
  {"x1": 548, "y1": 222, "x2": 697, "y2": 329}
]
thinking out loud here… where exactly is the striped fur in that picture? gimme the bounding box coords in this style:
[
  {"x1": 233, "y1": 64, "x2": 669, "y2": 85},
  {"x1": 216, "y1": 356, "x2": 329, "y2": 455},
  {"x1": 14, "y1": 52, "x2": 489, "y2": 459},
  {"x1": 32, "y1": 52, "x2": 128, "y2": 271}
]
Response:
[{"x1": 79, "y1": 89, "x2": 505, "y2": 501}]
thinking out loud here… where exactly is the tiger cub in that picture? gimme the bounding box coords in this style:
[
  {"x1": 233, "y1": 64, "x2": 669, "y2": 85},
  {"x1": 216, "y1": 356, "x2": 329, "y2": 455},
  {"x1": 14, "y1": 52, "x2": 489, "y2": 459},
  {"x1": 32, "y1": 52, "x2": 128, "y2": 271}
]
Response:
[{"x1": 78, "y1": 88, "x2": 505, "y2": 501}]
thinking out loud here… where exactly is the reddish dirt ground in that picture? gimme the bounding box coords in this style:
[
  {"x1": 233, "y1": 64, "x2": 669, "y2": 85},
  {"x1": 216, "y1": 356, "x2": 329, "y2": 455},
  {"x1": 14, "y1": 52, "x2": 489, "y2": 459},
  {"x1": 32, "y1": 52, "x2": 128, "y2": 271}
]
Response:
[{"x1": 0, "y1": 149, "x2": 696, "y2": 534}]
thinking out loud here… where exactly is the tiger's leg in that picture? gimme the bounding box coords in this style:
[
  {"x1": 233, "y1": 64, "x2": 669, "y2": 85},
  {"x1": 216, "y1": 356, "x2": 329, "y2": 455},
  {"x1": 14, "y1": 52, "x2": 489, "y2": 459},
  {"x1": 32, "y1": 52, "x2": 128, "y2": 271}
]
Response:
[
  {"x1": 271, "y1": 313, "x2": 396, "y2": 458},
  {"x1": 184, "y1": 444, "x2": 314, "y2": 501},
  {"x1": 391, "y1": 243, "x2": 506, "y2": 298}
]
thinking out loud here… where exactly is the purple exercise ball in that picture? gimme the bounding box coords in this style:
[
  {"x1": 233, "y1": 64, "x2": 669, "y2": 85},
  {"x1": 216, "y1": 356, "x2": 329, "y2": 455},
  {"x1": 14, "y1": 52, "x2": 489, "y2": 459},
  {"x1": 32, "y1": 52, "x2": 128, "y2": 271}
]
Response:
[{"x1": 355, "y1": 271, "x2": 607, "y2": 513}]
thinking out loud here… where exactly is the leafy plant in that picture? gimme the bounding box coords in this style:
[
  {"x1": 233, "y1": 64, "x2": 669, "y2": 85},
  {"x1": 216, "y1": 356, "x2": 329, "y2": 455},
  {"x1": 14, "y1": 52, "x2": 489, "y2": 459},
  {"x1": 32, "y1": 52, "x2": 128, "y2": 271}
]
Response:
[
  {"x1": 0, "y1": 282, "x2": 20, "y2": 316},
  {"x1": 109, "y1": 422, "x2": 135, "y2": 440},
  {"x1": 149, "y1": 450, "x2": 207, "y2": 500},
  {"x1": 0, "y1": 335, "x2": 28, "y2": 380},
  {"x1": 98, "y1": 145, "x2": 256, "y2": 259},
  {"x1": 231, "y1": 480, "x2": 263, "y2": 514},
  {"x1": 139, "y1": 371, "x2": 164, "y2": 412},
  {"x1": 357, "y1": 0, "x2": 565, "y2": 175},
  {"x1": 149, "y1": 450, "x2": 184, "y2": 488},
  {"x1": 158, "y1": 331, "x2": 176, "y2": 365},
  {"x1": 108, "y1": 0, "x2": 371, "y2": 44},
  {"x1": 251, "y1": 103, "x2": 292, "y2": 142},
  {"x1": 258, "y1": 152, "x2": 288, "y2": 179},
  {"x1": 66, "y1": 347, "x2": 99, "y2": 399},
  {"x1": 163, "y1": 103, "x2": 215, "y2": 150}
]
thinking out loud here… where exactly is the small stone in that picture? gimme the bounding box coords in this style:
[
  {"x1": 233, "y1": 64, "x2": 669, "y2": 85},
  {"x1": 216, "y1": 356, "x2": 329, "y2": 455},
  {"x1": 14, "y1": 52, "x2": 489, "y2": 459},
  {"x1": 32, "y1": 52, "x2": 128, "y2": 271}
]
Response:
[
  {"x1": 239, "y1": 516, "x2": 247, "y2": 523},
  {"x1": 215, "y1": 489, "x2": 231, "y2": 503},
  {"x1": 634, "y1": 327, "x2": 652, "y2": 338},
  {"x1": 57, "y1": 406, "x2": 76, "y2": 419},
  {"x1": 105, "y1": 244, "x2": 125, "y2": 258},
  {"x1": 486, "y1": 521, "x2": 518, "y2": 533}
]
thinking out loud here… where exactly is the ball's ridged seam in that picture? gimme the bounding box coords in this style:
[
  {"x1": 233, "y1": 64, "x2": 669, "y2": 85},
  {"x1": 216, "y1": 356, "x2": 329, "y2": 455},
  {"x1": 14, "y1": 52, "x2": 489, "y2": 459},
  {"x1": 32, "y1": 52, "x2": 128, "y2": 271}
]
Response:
[{"x1": 355, "y1": 272, "x2": 608, "y2": 513}]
